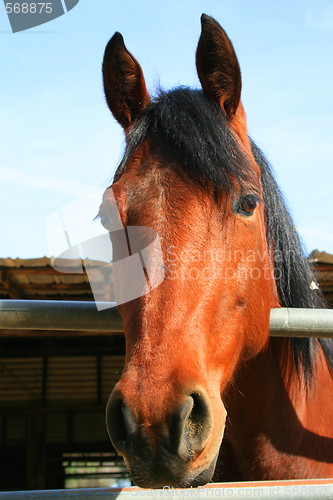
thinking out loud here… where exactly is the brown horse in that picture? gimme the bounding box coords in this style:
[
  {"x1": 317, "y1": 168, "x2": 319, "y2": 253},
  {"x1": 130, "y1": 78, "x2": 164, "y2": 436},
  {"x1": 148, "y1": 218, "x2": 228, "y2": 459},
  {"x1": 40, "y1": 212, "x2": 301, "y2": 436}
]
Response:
[{"x1": 100, "y1": 14, "x2": 333, "y2": 488}]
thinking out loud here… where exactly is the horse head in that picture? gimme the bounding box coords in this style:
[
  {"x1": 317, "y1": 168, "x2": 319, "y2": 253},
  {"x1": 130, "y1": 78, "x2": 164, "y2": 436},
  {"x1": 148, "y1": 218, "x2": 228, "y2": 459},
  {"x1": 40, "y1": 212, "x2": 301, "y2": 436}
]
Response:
[{"x1": 101, "y1": 15, "x2": 280, "y2": 488}]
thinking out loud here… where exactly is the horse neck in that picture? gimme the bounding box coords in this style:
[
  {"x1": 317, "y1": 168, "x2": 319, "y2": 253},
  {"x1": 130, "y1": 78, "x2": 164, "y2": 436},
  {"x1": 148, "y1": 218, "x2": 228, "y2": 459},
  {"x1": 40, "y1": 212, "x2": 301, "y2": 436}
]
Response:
[
  {"x1": 225, "y1": 339, "x2": 291, "y2": 437},
  {"x1": 223, "y1": 337, "x2": 333, "y2": 477}
]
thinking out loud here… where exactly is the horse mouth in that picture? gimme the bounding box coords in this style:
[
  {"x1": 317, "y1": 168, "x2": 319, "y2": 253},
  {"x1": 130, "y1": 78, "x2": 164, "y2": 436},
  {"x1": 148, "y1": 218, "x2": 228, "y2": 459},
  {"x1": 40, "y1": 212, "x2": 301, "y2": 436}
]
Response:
[
  {"x1": 107, "y1": 387, "x2": 227, "y2": 488},
  {"x1": 124, "y1": 451, "x2": 219, "y2": 489}
]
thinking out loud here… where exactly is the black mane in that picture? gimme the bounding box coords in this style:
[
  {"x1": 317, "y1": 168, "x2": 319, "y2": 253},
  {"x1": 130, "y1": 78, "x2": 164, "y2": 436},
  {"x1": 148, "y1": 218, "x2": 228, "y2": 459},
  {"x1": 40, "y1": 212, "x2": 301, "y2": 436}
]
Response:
[
  {"x1": 251, "y1": 142, "x2": 333, "y2": 382},
  {"x1": 114, "y1": 87, "x2": 333, "y2": 383},
  {"x1": 115, "y1": 88, "x2": 253, "y2": 190}
]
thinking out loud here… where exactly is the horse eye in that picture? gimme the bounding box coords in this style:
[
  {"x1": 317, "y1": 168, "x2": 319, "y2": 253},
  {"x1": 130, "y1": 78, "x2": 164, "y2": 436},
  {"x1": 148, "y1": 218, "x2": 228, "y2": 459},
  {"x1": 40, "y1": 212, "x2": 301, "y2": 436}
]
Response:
[{"x1": 236, "y1": 194, "x2": 260, "y2": 216}]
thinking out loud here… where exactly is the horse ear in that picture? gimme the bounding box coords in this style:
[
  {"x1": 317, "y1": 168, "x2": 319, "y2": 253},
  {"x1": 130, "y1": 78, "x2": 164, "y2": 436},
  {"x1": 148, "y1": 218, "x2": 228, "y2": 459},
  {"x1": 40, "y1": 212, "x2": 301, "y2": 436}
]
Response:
[
  {"x1": 102, "y1": 32, "x2": 150, "y2": 129},
  {"x1": 196, "y1": 14, "x2": 241, "y2": 119}
]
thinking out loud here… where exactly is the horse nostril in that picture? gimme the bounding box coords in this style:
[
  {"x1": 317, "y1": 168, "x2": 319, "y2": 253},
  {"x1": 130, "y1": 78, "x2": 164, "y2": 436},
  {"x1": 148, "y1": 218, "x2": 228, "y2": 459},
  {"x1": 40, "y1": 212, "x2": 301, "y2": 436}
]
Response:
[
  {"x1": 106, "y1": 395, "x2": 136, "y2": 452},
  {"x1": 186, "y1": 392, "x2": 212, "y2": 453},
  {"x1": 188, "y1": 392, "x2": 209, "y2": 425},
  {"x1": 107, "y1": 391, "x2": 212, "y2": 464},
  {"x1": 171, "y1": 392, "x2": 212, "y2": 459}
]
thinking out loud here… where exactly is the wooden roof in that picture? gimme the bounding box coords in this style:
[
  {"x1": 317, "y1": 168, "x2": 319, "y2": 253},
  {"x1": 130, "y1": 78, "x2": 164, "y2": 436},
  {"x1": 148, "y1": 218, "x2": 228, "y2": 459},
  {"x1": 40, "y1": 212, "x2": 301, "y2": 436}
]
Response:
[
  {"x1": 0, "y1": 257, "x2": 94, "y2": 301},
  {"x1": 309, "y1": 250, "x2": 333, "y2": 306},
  {"x1": 0, "y1": 252, "x2": 332, "y2": 304}
]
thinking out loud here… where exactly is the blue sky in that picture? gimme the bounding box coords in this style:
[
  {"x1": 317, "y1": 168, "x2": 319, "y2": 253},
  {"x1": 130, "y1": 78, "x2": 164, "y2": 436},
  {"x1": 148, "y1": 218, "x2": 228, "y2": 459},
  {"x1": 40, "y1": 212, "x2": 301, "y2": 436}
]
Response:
[{"x1": 0, "y1": 0, "x2": 332, "y2": 258}]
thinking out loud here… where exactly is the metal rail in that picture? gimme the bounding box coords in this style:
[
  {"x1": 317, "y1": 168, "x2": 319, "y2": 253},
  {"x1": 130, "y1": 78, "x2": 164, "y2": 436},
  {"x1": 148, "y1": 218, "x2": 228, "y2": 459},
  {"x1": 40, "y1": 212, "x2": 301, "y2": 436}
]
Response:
[
  {"x1": 0, "y1": 300, "x2": 122, "y2": 333},
  {"x1": 270, "y1": 307, "x2": 333, "y2": 338},
  {"x1": 0, "y1": 479, "x2": 333, "y2": 499},
  {"x1": 0, "y1": 300, "x2": 333, "y2": 337}
]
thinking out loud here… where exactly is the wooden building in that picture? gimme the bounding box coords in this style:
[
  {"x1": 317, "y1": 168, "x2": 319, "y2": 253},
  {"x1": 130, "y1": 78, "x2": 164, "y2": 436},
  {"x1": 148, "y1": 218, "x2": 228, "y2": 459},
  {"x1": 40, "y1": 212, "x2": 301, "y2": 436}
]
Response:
[{"x1": 0, "y1": 257, "x2": 128, "y2": 491}]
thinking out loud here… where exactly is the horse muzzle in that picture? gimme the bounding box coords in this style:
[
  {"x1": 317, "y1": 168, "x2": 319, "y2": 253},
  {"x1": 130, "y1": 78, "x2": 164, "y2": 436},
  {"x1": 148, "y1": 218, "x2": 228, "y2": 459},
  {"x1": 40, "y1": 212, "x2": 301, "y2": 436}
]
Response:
[{"x1": 106, "y1": 389, "x2": 224, "y2": 488}]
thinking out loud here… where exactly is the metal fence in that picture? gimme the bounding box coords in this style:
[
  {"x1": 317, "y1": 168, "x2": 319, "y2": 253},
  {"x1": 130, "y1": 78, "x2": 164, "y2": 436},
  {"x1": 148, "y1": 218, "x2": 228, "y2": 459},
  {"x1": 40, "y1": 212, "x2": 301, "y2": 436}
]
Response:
[
  {"x1": 0, "y1": 479, "x2": 333, "y2": 499},
  {"x1": 1, "y1": 300, "x2": 333, "y2": 337}
]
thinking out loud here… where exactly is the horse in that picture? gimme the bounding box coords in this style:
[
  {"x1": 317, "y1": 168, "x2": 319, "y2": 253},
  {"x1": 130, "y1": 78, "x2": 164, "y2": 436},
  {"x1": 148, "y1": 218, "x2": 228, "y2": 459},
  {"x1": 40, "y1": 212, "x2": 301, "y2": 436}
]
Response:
[{"x1": 99, "y1": 14, "x2": 333, "y2": 488}]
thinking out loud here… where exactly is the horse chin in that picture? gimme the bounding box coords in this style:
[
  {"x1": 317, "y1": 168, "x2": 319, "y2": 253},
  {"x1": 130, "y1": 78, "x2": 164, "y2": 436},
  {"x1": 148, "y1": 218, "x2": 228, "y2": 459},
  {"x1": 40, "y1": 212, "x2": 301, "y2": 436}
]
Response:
[{"x1": 127, "y1": 453, "x2": 218, "y2": 489}]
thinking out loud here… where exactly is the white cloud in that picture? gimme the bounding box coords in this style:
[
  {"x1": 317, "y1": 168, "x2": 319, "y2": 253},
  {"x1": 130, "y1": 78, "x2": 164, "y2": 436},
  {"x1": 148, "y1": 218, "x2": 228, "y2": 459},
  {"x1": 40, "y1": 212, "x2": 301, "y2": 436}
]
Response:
[{"x1": 0, "y1": 167, "x2": 97, "y2": 197}]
